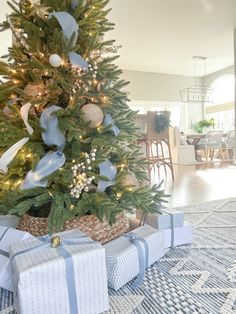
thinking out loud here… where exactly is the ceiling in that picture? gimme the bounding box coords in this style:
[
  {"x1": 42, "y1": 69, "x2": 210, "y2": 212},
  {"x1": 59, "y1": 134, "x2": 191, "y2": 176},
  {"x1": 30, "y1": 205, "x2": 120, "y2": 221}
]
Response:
[
  {"x1": 107, "y1": 0, "x2": 236, "y2": 76},
  {"x1": 1, "y1": 1, "x2": 236, "y2": 77}
]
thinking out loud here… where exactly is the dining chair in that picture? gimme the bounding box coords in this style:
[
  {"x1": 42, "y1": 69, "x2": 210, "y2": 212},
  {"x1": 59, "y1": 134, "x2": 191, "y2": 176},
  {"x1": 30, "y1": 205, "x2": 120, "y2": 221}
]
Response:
[
  {"x1": 195, "y1": 130, "x2": 224, "y2": 161},
  {"x1": 222, "y1": 130, "x2": 235, "y2": 160}
]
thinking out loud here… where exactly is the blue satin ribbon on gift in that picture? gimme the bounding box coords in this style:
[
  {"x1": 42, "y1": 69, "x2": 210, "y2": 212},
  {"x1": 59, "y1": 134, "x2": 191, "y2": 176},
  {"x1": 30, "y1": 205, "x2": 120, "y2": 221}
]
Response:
[
  {"x1": 161, "y1": 210, "x2": 175, "y2": 248},
  {"x1": 11, "y1": 234, "x2": 96, "y2": 314},
  {"x1": 0, "y1": 227, "x2": 9, "y2": 242},
  {"x1": 124, "y1": 232, "x2": 149, "y2": 289},
  {"x1": 0, "y1": 228, "x2": 10, "y2": 259},
  {"x1": 140, "y1": 210, "x2": 175, "y2": 248}
]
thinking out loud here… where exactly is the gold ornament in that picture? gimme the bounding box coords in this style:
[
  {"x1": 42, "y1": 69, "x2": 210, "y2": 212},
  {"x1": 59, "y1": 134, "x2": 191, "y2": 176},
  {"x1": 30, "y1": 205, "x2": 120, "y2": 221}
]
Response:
[
  {"x1": 50, "y1": 236, "x2": 61, "y2": 248},
  {"x1": 24, "y1": 83, "x2": 45, "y2": 98},
  {"x1": 81, "y1": 103, "x2": 104, "y2": 128},
  {"x1": 121, "y1": 173, "x2": 139, "y2": 189}
]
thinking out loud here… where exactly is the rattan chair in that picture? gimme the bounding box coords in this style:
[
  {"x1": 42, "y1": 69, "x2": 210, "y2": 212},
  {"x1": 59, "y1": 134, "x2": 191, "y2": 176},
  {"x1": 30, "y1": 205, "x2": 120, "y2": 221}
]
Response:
[
  {"x1": 195, "y1": 130, "x2": 224, "y2": 161},
  {"x1": 146, "y1": 111, "x2": 174, "y2": 180}
]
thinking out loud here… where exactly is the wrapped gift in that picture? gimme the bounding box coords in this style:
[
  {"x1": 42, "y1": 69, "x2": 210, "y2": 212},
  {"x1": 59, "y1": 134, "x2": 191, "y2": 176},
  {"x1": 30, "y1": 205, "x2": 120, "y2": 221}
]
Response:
[
  {"x1": 104, "y1": 225, "x2": 164, "y2": 291},
  {"x1": 136, "y1": 208, "x2": 184, "y2": 230},
  {"x1": 0, "y1": 226, "x2": 33, "y2": 291},
  {"x1": 163, "y1": 222, "x2": 192, "y2": 248},
  {"x1": 10, "y1": 229, "x2": 109, "y2": 314},
  {"x1": 0, "y1": 215, "x2": 19, "y2": 228}
]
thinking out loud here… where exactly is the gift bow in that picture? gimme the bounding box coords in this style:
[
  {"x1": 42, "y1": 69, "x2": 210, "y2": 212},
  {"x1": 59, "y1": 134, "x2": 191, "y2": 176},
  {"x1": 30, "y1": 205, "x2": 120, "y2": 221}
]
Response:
[
  {"x1": 11, "y1": 234, "x2": 97, "y2": 314},
  {"x1": 124, "y1": 232, "x2": 149, "y2": 289}
]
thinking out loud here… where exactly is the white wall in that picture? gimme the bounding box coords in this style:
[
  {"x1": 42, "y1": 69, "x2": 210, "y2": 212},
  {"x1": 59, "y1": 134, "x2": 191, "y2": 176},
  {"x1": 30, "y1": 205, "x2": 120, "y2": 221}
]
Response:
[
  {"x1": 0, "y1": 2, "x2": 12, "y2": 59},
  {"x1": 122, "y1": 69, "x2": 203, "y2": 132},
  {"x1": 205, "y1": 66, "x2": 234, "y2": 86},
  {"x1": 122, "y1": 69, "x2": 200, "y2": 102}
]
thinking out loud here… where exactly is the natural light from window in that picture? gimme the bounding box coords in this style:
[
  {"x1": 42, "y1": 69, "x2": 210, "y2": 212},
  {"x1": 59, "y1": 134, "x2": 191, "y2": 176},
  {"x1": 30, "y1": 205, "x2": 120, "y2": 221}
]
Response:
[{"x1": 210, "y1": 74, "x2": 234, "y2": 105}]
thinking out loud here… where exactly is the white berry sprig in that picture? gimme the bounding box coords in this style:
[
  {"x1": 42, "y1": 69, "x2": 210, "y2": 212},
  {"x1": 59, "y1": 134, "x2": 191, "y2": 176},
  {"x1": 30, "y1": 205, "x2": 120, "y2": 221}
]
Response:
[{"x1": 69, "y1": 148, "x2": 97, "y2": 199}]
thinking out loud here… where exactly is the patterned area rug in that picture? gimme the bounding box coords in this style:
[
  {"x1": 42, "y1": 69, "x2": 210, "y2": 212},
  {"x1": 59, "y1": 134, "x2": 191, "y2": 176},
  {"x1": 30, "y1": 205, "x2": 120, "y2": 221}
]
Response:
[{"x1": 2, "y1": 197, "x2": 236, "y2": 313}]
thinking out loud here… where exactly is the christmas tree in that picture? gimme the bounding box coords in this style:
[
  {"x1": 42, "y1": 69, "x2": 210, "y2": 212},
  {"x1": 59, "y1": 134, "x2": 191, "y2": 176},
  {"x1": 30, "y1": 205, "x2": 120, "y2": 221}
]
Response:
[{"x1": 0, "y1": 0, "x2": 167, "y2": 233}]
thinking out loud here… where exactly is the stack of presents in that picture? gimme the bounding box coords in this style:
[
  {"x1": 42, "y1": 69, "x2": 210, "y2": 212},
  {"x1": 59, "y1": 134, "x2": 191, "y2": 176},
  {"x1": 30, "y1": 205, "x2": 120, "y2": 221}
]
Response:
[{"x1": 0, "y1": 208, "x2": 192, "y2": 314}]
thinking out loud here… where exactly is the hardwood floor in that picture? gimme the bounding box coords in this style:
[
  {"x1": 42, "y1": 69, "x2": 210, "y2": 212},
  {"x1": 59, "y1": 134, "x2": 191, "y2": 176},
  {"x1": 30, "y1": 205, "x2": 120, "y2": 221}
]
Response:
[{"x1": 151, "y1": 161, "x2": 236, "y2": 208}]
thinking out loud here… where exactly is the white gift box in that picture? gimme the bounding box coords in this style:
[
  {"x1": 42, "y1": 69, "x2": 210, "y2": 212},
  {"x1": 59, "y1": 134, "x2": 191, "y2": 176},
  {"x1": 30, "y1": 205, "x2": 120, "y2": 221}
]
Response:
[
  {"x1": 0, "y1": 215, "x2": 19, "y2": 228},
  {"x1": 10, "y1": 229, "x2": 109, "y2": 314},
  {"x1": 0, "y1": 226, "x2": 33, "y2": 291},
  {"x1": 104, "y1": 225, "x2": 164, "y2": 291},
  {"x1": 136, "y1": 208, "x2": 184, "y2": 230},
  {"x1": 163, "y1": 222, "x2": 193, "y2": 248}
]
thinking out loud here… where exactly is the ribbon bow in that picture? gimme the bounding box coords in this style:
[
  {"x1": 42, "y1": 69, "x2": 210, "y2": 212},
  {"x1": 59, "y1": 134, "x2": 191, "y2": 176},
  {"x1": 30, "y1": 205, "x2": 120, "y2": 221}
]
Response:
[
  {"x1": 11, "y1": 233, "x2": 97, "y2": 314},
  {"x1": 97, "y1": 160, "x2": 117, "y2": 192},
  {"x1": 49, "y1": 12, "x2": 88, "y2": 69},
  {"x1": 124, "y1": 232, "x2": 149, "y2": 289},
  {"x1": 103, "y1": 113, "x2": 120, "y2": 136},
  {"x1": 21, "y1": 106, "x2": 66, "y2": 190}
]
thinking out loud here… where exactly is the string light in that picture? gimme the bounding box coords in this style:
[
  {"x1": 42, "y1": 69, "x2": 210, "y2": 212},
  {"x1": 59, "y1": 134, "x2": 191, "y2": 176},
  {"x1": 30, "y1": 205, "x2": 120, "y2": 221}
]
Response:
[
  {"x1": 116, "y1": 192, "x2": 122, "y2": 200},
  {"x1": 16, "y1": 179, "x2": 22, "y2": 186}
]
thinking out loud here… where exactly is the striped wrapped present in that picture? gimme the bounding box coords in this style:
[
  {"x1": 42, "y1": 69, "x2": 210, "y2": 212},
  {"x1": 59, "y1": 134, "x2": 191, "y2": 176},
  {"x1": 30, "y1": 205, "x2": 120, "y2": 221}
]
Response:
[
  {"x1": 10, "y1": 229, "x2": 109, "y2": 314},
  {"x1": 0, "y1": 215, "x2": 19, "y2": 229},
  {"x1": 104, "y1": 225, "x2": 164, "y2": 290},
  {"x1": 0, "y1": 226, "x2": 33, "y2": 291},
  {"x1": 136, "y1": 208, "x2": 184, "y2": 230}
]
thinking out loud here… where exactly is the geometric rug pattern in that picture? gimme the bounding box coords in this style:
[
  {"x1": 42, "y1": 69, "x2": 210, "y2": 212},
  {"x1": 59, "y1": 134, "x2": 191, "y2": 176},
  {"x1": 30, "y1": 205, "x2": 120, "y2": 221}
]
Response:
[
  {"x1": 1, "y1": 197, "x2": 236, "y2": 313},
  {"x1": 111, "y1": 197, "x2": 236, "y2": 313}
]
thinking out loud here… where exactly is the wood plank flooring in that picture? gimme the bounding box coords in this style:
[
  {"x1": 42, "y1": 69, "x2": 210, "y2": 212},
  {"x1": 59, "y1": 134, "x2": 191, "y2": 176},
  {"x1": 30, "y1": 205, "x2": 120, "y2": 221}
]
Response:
[{"x1": 151, "y1": 161, "x2": 236, "y2": 208}]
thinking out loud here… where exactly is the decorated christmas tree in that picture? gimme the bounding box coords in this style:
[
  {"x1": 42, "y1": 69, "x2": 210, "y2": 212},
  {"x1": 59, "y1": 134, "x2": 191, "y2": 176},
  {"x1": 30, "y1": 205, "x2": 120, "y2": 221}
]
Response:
[{"x1": 0, "y1": 0, "x2": 167, "y2": 233}]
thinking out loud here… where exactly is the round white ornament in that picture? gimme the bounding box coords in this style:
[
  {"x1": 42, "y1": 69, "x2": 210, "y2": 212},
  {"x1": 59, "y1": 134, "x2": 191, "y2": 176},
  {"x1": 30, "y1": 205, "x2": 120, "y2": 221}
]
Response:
[
  {"x1": 49, "y1": 54, "x2": 62, "y2": 67},
  {"x1": 81, "y1": 103, "x2": 104, "y2": 128}
]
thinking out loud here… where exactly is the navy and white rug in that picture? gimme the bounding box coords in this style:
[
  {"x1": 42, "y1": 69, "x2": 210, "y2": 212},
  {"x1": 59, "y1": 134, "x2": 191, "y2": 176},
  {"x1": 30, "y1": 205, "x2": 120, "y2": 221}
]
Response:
[{"x1": 2, "y1": 197, "x2": 236, "y2": 313}]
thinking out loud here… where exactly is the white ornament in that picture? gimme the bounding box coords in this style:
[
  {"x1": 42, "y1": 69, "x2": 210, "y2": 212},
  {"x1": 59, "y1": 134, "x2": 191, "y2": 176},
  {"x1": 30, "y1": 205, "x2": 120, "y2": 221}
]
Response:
[
  {"x1": 80, "y1": 104, "x2": 104, "y2": 128},
  {"x1": 49, "y1": 54, "x2": 62, "y2": 68}
]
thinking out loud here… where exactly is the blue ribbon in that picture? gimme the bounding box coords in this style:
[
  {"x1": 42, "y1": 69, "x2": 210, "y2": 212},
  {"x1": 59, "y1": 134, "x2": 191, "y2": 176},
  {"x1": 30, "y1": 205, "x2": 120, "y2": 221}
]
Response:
[
  {"x1": 103, "y1": 113, "x2": 120, "y2": 136},
  {"x1": 0, "y1": 227, "x2": 9, "y2": 241},
  {"x1": 0, "y1": 249, "x2": 9, "y2": 258},
  {"x1": 21, "y1": 151, "x2": 66, "y2": 189},
  {"x1": 49, "y1": 12, "x2": 88, "y2": 70},
  {"x1": 140, "y1": 209, "x2": 175, "y2": 248},
  {"x1": 124, "y1": 232, "x2": 149, "y2": 289},
  {"x1": 161, "y1": 210, "x2": 175, "y2": 248},
  {"x1": 21, "y1": 106, "x2": 66, "y2": 189},
  {"x1": 97, "y1": 160, "x2": 117, "y2": 192},
  {"x1": 11, "y1": 234, "x2": 96, "y2": 314},
  {"x1": 40, "y1": 105, "x2": 66, "y2": 150},
  {"x1": 71, "y1": 0, "x2": 78, "y2": 10}
]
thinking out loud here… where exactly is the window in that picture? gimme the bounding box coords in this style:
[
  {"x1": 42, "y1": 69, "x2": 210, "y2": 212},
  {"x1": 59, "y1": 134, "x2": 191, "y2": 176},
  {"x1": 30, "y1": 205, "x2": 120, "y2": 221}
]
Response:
[{"x1": 205, "y1": 74, "x2": 235, "y2": 132}]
